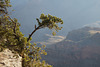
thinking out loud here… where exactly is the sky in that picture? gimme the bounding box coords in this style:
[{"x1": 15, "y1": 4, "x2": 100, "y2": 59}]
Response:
[{"x1": 10, "y1": 0, "x2": 100, "y2": 42}]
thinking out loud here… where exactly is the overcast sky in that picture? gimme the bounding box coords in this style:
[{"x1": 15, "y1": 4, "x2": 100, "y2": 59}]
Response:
[{"x1": 10, "y1": 0, "x2": 100, "y2": 36}]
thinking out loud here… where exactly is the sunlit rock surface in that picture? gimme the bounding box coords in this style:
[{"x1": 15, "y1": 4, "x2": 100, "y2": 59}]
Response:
[{"x1": 0, "y1": 49, "x2": 22, "y2": 67}]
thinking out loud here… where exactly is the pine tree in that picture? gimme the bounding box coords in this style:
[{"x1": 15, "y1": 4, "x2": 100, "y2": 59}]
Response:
[{"x1": 0, "y1": 0, "x2": 63, "y2": 67}]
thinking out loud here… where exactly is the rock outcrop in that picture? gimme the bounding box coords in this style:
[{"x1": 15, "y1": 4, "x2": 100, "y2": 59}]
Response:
[
  {"x1": 43, "y1": 27, "x2": 100, "y2": 67},
  {"x1": 0, "y1": 49, "x2": 22, "y2": 67}
]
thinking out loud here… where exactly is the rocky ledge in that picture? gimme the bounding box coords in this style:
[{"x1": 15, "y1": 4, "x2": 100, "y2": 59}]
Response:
[{"x1": 0, "y1": 49, "x2": 22, "y2": 67}]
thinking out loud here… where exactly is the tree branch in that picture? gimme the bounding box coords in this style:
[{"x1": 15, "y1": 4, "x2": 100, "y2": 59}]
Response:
[
  {"x1": 27, "y1": 18, "x2": 43, "y2": 42},
  {"x1": 8, "y1": 16, "x2": 16, "y2": 34},
  {"x1": 27, "y1": 25, "x2": 42, "y2": 42}
]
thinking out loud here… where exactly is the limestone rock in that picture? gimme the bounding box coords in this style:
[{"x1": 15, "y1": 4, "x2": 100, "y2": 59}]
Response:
[{"x1": 0, "y1": 49, "x2": 22, "y2": 67}]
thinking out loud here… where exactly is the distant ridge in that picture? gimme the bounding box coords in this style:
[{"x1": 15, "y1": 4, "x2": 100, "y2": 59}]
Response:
[{"x1": 43, "y1": 26, "x2": 100, "y2": 67}]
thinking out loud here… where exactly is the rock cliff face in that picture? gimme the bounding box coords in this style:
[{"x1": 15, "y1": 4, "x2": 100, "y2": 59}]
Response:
[
  {"x1": 0, "y1": 49, "x2": 22, "y2": 67},
  {"x1": 43, "y1": 27, "x2": 100, "y2": 67},
  {"x1": 66, "y1": 27, "x2": 100, "y2": 42}
]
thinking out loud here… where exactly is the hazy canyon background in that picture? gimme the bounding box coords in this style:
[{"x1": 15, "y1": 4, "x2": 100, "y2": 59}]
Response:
[{"x1": 9, "y1": 0, "x2": 100, "y2": 67}]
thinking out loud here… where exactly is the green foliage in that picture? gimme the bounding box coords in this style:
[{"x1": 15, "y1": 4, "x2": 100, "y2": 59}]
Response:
[
  {"x1": 36, "y1": 13, "x2": 63, "y2": 36},
  {"x1": 0, "y1": 0, "x2": 11, "y2": 14},
  {"x1": 0, "y1": 0, "x2": 63, "y2": 67}
]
